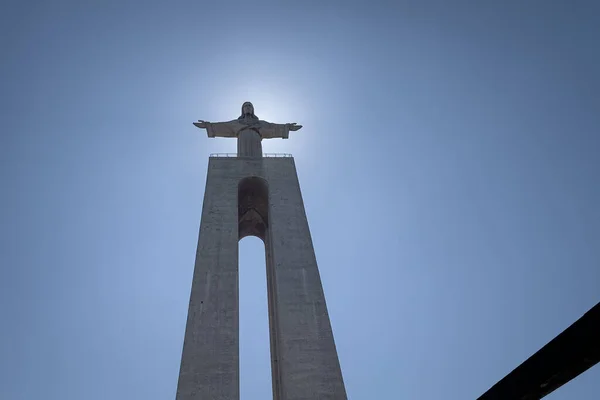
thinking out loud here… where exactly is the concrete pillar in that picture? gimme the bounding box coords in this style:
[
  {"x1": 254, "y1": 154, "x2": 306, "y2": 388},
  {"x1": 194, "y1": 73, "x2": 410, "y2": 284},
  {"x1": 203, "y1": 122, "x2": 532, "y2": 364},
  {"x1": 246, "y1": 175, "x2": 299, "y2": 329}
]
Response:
[{"x1": 176, "y1": 156, "x2": 347, "y2": 400}]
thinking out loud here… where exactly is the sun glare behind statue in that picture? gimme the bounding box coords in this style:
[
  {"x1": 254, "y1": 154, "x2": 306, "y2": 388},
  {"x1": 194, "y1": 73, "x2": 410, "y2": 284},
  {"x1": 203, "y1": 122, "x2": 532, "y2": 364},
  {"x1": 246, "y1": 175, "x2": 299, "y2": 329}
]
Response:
[{"x1": 210, "y1": 78, "x2": 310, "y2": 158}]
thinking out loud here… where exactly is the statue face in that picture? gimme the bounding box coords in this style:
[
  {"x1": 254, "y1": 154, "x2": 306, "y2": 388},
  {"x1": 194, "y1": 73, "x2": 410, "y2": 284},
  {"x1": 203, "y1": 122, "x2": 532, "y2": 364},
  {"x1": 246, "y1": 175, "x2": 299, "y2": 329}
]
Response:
[{"x1": 242, "y1": 102, "x2": 254, "y2": 116}]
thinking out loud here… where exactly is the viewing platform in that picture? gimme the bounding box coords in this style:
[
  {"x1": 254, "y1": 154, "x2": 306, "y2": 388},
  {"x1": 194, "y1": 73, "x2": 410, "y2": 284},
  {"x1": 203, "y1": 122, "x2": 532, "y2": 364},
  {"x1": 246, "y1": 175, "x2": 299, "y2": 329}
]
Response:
[{"x1": 209, "y1": 153, "x2": 293, "y2": 158}]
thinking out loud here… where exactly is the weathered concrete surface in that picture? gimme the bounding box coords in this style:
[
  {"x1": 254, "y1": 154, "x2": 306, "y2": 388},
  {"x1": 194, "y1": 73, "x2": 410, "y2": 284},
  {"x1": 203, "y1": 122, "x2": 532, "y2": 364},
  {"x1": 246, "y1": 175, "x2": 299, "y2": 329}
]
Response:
[{"x1": 176, "y1": 156, "x2": 347, "y2": 400}]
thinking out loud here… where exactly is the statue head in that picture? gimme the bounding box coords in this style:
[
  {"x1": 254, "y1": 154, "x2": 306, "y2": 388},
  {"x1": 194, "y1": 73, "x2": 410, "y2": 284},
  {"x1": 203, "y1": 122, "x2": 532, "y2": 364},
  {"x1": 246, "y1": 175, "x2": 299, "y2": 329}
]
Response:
[{"x1": 238, "y1": 101, "x2": 258, "y2": 120}]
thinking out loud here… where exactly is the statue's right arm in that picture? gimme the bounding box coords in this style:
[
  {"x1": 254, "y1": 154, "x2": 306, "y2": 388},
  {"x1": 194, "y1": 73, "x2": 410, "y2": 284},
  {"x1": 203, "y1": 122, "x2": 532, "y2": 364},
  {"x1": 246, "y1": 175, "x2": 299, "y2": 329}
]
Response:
[{"x1": 193, "y1": 120, "x2": 238, "y2": 138}]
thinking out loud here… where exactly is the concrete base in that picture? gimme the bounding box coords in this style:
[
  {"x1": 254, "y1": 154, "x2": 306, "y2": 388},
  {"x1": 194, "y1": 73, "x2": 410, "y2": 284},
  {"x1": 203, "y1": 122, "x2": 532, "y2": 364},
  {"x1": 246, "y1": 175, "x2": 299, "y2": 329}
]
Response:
[{"x1": 176, "y1": 156, "x2": 347, "y2": 400}]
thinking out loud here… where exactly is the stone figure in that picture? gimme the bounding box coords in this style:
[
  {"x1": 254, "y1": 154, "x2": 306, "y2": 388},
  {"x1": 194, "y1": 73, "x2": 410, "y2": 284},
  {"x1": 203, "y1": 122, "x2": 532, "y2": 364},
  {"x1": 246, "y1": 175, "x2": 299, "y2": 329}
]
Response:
[{"x1": 193, "y1": 102, "x2": 302, "y2": 157}]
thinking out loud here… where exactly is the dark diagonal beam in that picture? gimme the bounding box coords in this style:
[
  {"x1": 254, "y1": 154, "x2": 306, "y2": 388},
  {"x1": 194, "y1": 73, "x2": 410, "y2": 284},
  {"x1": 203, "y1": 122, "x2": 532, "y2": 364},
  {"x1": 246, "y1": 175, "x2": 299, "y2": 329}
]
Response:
[{"x1": 477, "y1": 301, "x2": 600, "y2": 400}]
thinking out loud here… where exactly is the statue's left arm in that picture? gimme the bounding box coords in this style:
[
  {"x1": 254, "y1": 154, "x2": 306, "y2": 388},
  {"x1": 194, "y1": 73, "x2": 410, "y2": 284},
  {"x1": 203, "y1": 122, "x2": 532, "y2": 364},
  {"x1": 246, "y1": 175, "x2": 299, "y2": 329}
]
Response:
[{"x1": 259, "y1": 121, "x2": 302, "y2": 139}]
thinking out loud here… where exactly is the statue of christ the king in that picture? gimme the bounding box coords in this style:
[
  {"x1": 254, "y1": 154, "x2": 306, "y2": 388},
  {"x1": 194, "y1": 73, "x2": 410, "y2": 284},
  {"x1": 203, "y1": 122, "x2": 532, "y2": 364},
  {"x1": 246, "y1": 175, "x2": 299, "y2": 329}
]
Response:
[{"x1": 193, "y1": 101, "x2": 302, "y2": 158}]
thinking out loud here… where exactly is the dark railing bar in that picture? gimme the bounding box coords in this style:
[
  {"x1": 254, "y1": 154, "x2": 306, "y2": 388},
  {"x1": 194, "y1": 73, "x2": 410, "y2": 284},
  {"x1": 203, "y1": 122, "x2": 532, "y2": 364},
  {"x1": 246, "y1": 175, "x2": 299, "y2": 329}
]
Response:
[{"x1": 477, "y1": 301, "x2": 600, "y2": 400}]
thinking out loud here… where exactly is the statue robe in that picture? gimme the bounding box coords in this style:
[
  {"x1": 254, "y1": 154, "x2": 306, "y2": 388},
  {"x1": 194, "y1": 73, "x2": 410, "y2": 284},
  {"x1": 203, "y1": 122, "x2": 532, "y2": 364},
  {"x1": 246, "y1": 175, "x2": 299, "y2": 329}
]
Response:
[{"x1": 204, "y1": 118, "x2": 290, "y2": 158}]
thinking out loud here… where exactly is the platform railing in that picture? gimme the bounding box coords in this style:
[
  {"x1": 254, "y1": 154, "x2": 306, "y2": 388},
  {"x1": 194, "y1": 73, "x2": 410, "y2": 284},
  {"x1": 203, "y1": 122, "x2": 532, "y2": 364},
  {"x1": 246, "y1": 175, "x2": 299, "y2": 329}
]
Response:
[{"x1": 209, "y1": 153, "x2": 293, "y2": 158}]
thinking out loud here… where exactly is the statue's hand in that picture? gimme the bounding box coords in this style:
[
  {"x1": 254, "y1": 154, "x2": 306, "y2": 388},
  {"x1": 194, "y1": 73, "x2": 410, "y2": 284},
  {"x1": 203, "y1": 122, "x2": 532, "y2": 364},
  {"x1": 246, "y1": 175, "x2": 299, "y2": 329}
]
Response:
[
  {"x1": 287, "y1": 123, "x2": 303, "y2": 131},
  {"x1": 193, "y1": 120, "x2": 210, "y2": 129}
]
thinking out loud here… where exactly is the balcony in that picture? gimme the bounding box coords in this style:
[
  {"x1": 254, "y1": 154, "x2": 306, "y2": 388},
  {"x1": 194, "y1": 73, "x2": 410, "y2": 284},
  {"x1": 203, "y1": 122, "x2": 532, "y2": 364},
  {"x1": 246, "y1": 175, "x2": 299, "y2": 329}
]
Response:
[{"x1": 209, "y1": 153, "x2": 293, "y2": 158}]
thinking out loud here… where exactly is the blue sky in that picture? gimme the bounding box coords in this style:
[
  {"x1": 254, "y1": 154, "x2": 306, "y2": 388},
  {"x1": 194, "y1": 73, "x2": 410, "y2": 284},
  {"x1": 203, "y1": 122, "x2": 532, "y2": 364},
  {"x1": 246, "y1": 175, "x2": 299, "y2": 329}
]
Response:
[{"x1": 1, "y1": 1, "x2": 599, "y2": 399}]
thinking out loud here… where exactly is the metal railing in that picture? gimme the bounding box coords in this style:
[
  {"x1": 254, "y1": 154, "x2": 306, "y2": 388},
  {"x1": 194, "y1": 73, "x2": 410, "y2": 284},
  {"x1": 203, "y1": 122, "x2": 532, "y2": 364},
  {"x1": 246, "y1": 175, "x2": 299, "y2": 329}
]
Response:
[{"x1": 209, "y1": 153, "x2": 293, "y2": 158}]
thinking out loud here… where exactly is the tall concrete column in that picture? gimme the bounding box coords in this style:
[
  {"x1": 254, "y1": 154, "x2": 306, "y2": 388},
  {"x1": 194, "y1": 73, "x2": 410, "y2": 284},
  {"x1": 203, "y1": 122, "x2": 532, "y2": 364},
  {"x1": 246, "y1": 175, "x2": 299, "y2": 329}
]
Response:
[
  {"x1": 175, "y1": 162, "x2": 240, "y2": 400},
  {"x1": 182, "y1": 102, "x2": 346, "y2": 399},
  {"x1": 265, "y1": 158, "x2": 347, "y2": 400}
]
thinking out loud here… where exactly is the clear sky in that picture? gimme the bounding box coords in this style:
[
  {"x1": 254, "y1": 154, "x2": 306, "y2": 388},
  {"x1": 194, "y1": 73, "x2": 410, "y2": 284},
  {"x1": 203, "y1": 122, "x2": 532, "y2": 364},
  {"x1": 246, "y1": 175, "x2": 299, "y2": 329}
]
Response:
[{"x1": 1, "y1": 1, "x2": 599, "y2": 399}]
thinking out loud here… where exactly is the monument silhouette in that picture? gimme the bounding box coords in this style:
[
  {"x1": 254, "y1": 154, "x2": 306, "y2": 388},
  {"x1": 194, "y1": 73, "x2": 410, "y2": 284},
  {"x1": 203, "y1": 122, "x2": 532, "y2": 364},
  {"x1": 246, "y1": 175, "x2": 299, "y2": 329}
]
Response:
[{"x1": 176, "y1": 102, "x2": 347, "y2": 399}]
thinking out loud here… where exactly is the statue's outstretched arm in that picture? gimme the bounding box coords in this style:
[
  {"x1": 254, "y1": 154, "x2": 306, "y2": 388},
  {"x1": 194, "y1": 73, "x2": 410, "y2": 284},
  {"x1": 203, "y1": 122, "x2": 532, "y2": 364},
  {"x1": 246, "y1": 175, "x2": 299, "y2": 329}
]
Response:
[
  {"x1": 260, "y1": 121, "x2": 302, "y2": 139},
  {"x1": 193, "y1": 120, "x2": 238, "y2": 138}
]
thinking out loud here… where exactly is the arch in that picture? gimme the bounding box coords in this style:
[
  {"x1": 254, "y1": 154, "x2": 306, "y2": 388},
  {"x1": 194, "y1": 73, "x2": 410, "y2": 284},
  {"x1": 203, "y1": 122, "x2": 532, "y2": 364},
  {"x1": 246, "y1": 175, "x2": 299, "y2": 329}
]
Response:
[{"x1": 238, "y1": 176, "x2": 269, "y2": 241}]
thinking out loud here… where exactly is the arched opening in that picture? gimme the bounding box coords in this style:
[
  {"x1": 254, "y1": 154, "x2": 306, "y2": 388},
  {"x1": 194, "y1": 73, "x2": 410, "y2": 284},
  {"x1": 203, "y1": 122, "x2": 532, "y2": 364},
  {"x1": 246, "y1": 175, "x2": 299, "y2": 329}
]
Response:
[
  {"x1": 238, "y1": 176, "x2": 269, "y2": 241},
  {"x1": 239, "y1": 236, "x2": 272, "y2": 399},
  {"x1": 238, "y1": 176, "x2": 272, "y2": 399}
]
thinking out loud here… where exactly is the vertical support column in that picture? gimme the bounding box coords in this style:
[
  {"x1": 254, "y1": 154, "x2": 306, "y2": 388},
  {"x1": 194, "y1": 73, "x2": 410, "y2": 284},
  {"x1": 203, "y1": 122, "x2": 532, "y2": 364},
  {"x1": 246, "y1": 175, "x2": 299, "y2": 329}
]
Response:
[
  {"x1": 266, "y1": 159, "x2": 347, "y2": 400},
  {"x1": 265, "y1": 229, "x2": 283, "y2": 399},
  {"x1": 176, "y1": 160, "x2": 240, "y2": 400}
]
